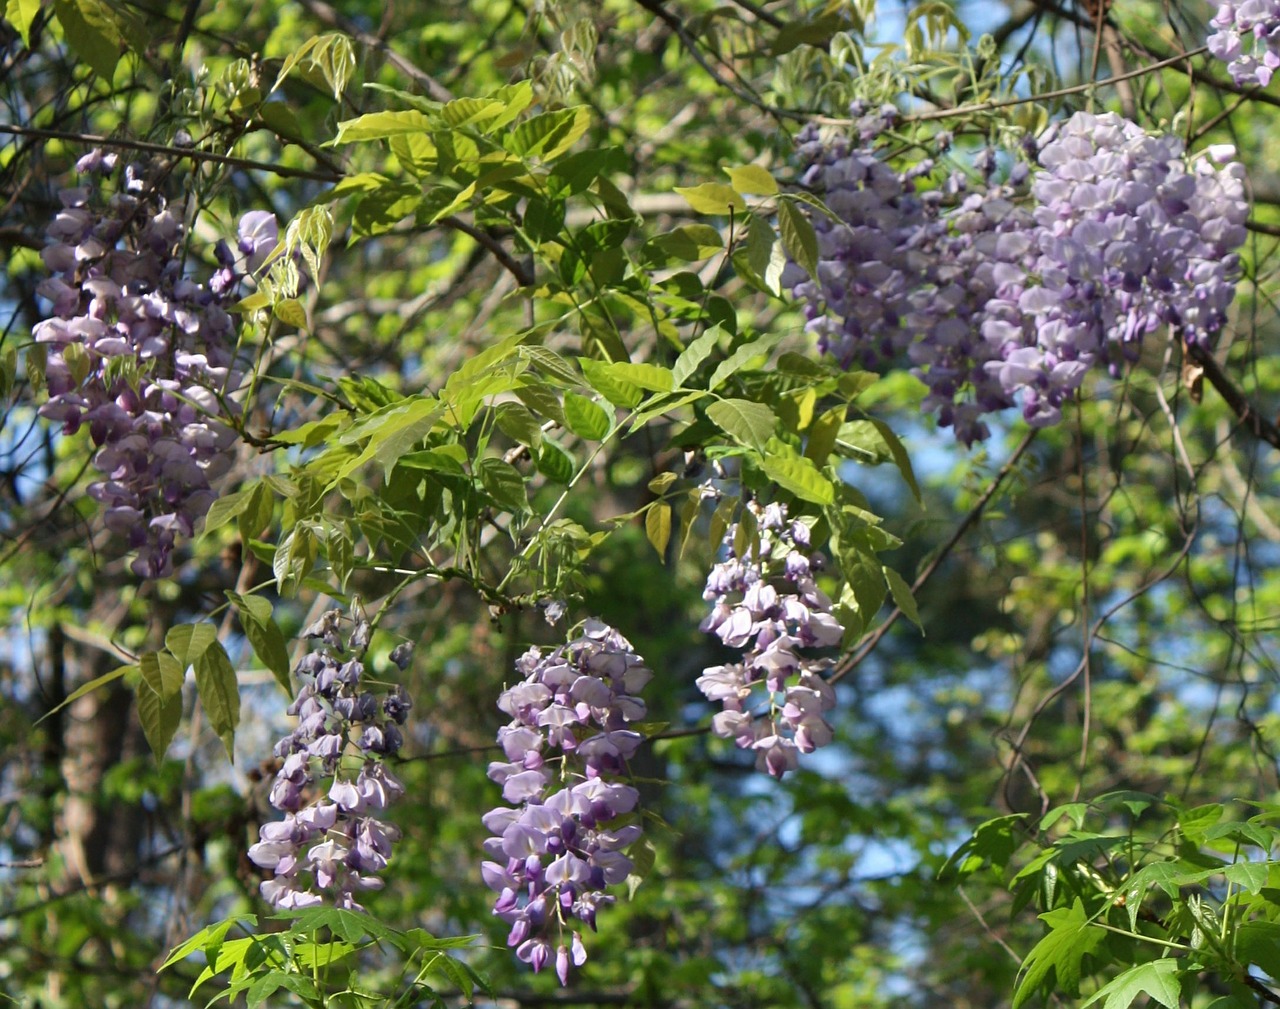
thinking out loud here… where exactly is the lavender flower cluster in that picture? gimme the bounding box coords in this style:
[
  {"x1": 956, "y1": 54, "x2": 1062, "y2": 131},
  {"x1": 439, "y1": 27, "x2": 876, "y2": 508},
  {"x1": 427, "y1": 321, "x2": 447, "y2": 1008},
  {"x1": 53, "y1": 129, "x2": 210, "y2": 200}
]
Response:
[
  {"x1": 33, "y1": 151, "x2": 276, "y2": 576},
  {"x1": 248, "y1": 610, "x2": 412, "y2": 911},
  {"x1": 1208, "y1": 1, "x2": 1280, "y2": 86},
  {"x1": 793, "y1": 111, "x2": 1248, "y2": 441},
  {"x1": 698, "y1": 502, "x2": 843, "y2": 779},
  {"x1": 482, "y1": 619, "x2": 652, "y2": 984}
]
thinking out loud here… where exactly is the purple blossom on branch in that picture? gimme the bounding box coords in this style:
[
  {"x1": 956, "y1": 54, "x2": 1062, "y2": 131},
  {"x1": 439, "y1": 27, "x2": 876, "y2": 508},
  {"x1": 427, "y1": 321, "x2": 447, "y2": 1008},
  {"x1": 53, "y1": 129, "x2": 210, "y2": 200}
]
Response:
[
  {"x1": 33, "y1": 153, "x2": 277, "y2": 576},
  {"x1": 481, "y1": 619, "x2": 652, "y2": 984},
  {"x1": 248, "y1": 611, "x2": 412, "y2": 911},
  {"x1": 1208, "y1": 2, "x2": 1280, "y2": 86},
  {"x1": 792, "y1": 111, "x2": 1248, "y2": 441},
  {"x1": 698, "y1": 501, "x2": 843, "y2": 778}
]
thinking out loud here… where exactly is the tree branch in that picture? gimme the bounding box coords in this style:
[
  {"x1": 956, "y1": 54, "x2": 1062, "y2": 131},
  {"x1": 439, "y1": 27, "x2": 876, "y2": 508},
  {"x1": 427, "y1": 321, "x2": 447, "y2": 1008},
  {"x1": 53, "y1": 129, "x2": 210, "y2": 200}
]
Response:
[{"x1": 1185, "y1": 341, "x2": 1280, "y2": 451}]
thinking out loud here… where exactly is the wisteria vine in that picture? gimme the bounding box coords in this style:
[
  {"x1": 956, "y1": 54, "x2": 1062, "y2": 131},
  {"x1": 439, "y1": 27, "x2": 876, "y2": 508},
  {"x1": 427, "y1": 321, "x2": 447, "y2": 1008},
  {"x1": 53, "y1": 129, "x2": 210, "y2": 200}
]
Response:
[
  {"x1": 482, "y1": 619, "x2": 652, "y2": 984},
  {"x1": 248, "y1": 610, "x2": 412, "y2": 910},
  {"x1": 793, "y1": 110, "x2": 1249, "y2": 442},
  {"x1": 698, "y1": 501, "x2": 844, "y2": 778},
  {"x1": 33, "y1": 152, "x2": 274, "y2": 576}
]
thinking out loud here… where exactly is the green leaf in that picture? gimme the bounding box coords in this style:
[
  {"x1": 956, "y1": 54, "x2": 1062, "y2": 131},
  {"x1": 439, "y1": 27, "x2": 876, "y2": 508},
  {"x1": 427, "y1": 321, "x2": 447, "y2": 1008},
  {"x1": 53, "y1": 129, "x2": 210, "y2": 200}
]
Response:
[
  {"x1": 272, "y1": 298, "x2": 308, "y2": 329},
  {"x1": 870, "y1": 419, "x2": 921, "y2": 502},
  {"x1": 724, "y1": 164, "x2": 778, "y2": 196},
  {"x1": 675, "y1": 183, "x2": 746, "y2": 216},
  {"x1": 160, "y1": 915, "x2": 257, "y2": 971},
  {"x1": 706, "y1": 399, "x2": 777, "y2": 454},
  {"x1": 33, "y1": 664, "x2": 131, "y2": 728},
  {"x1": 673, "y1": 325, "x2": 724, "y2": 389},
  {"x1": 1223, "y1": 860, "x2": 1269, "y2": 894},
  {"x1": 536, "y1": 440, "x2": 575, "y2": 483},
  {"x1": 204, "y1": 488, "x2": 253, "y2": 536},
  {"x1": 479, "y1": 457, "x2": 528, "y2": 513},
  {"x1": 883, "y1": 566, "x2": 922, "y2": 631},
  {"x1": 777, "y1": 199, "x2": 819, "y2": 278},
  {"x1": 1014, "y1": 900, "x2": 1105, "y2": 1008},
  {"x1": 939, "y1": 814, "x2": 1026, "y2": 879},
  {"x1": 53, "y1": 0, "x2": 123, "y2": 79},
  {"x1": 165, "y1": 623, "x2": 218, "y2": 668},
  {"x1": 645, "y1": 502, "x2": 672, "y2": 559},
  {"x1": 579, "y1": 358, "x2": 642, "y2": 409},
  {"x1": 331, "y1": 110, "x2": 434, "y2": 144},
  {"x1": 272, "y1": 907, "x2": 399, "y2": 945},
  {"x1": 194, "y1": 642, "x2": 239, "y2": 761},
  {"x1": 230, "y1": 594, "x2": 292, "y2": 695},
  {"x1": 708, "y1": 333, "x2": 781, "y2": 391},
  {"x1": 7, "y1": 0, "x2": 41, "y2": 47},
  {"x1": 804, "y1": 405, "x2": 844, "y2": 465},
  {"x1": 562, "y1": 392, "x2": 612, "y2": 441},
  {"x1": 759, "y1": 452, "x2": 834, "y2": 505},
  {"x1": 141, "y1": 649, "x2": 185, "y2": 700},
  {"x1": 1080, "y1": 959, "x2": 1180, "y2": 1009},
  {"x1": 494, "y1": 402, "x2": 544, "y2": 449},
  {"x1": 1236, "y1": 920, "x2": 1280, "y2": 970},
  {"x1": 138, "y1": 651, "x2": 184, "y2": 759},
  {"x1": 605, "y1": 362, "x2": 674, "y2": 393},
  {"x1": 506, "y1": 107, "x2": 591, "y2": 160},
  {"x1": 650, "y1": 224, "x2": 724, "y2": 262}
]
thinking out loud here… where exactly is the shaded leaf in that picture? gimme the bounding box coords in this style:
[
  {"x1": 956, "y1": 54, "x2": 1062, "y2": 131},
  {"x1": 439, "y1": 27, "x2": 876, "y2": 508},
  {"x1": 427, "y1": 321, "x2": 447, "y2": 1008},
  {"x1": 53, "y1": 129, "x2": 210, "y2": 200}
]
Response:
[{"x1": 193, "y1": 642, "x2": 239, "y2": 761}]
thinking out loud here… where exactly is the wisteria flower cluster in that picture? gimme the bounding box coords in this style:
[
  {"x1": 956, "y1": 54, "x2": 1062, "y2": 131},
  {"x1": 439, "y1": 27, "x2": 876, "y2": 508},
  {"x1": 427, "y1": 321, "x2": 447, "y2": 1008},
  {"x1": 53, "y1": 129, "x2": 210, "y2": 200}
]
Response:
[
  {"x1": 482, "y1": 619, "x2": 652, "y2": 984},
  {"x1": 33, "y1": 151, "x2": 276, "y2": 576},
  {"x1": 698, "y1": 501, "x2": 843, "y2": 779},
  {"x1": 248, "y1": 610, "x2": 412, "y2": 911},
  {"x1": 1208, "y1": 2, "x2": 1280, "y2": 86},
  {"x1": 793, "y1": 110, "x2": 1249, "y2": 440}
]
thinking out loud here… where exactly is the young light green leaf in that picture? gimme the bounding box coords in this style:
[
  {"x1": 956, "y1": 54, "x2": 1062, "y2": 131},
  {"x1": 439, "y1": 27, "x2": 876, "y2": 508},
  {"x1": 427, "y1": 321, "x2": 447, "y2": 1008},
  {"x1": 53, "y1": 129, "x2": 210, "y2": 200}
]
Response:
[
  {"x1": 777, "y1": 199, "x2": 819, "y2": 278},
  {"x1": 7, "y1": 0, "x2": 41, "y2": 47},
  {"x1": 194, "y1": 642, "x2": 239, "y2": 761},
  {"x1": 562, "y1": 392, "x2": 612, "y2": 441},
  {"x1": 331, "y1": 110, "x2": 434, "y2": 144},
  {"x1": 674, "y1": 183, "x2": 746, "y2": 216},
  {"x1": 725, "y1": 164, "x2": 779, "y2": 196},
  {"x1": 645, "y1": 502, "x2": 672, "y2": 559},
  {"x1": 230, "y1": 594, "x2": 292, "y2": 694},
  {"x1": 706, "y1": 399, "x2": 777, "y2": 454},
  {"x1": 760, "y1": 452, "x2": 834, "y2": 505},
  {"x1": 506, "y1": 107, "x2": 590, "y2": 160}
]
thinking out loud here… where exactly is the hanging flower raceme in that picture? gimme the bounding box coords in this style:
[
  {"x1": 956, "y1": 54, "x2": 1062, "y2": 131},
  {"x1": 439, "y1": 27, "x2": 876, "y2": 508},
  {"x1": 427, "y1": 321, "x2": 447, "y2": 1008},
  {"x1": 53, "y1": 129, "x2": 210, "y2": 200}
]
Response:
[
  {"x1": 1208, "y1": 2, "x2": 1280, "y2": 86},
  {"x1": 248, "y1": 610, "x2": 412, "y2": 911},
  {"x1": 792, "y1": 110, "x2": 1248, "y2": 440},
  {"x1": 481, "y1": 619, "x2": 652, "y2": 984},
  {"x1": 32, "y1": 151, "x2": 276, "y2": 577},
  {"x1": 698, "y1": 501, "x2": 843, "y2": 779}
]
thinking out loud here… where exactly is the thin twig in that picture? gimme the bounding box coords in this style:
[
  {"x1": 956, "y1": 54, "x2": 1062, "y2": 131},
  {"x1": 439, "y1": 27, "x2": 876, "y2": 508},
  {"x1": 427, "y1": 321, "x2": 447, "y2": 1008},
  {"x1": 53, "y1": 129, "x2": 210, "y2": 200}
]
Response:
[
  {"x1": 815, "y1": 46, "x2": 1209, "y2": 126},
  {"x1": 0, "y1": 123, "x2": 342, "y2": 183},
  {"x1": 830, "y1": 429, "x2": 1040, "y2": 685}
]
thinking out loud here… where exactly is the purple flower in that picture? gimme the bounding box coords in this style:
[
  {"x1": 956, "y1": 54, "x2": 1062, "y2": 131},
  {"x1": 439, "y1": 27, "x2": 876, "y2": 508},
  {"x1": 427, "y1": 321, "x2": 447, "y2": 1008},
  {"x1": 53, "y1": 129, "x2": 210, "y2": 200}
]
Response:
[
  {"x1": 698, "y1": 501, "x2": 843, "y2": 777},
  {"x1": 250, "y1": 611, "x2": 410, "y2": 912},
  {"x1": 483, "y1": 619, "x2": 652, "y2": 983}
]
